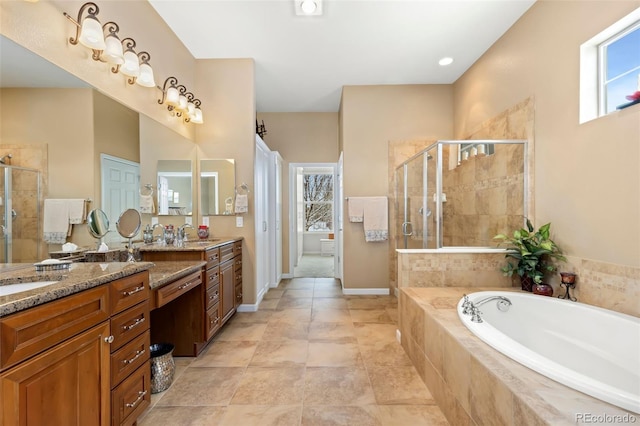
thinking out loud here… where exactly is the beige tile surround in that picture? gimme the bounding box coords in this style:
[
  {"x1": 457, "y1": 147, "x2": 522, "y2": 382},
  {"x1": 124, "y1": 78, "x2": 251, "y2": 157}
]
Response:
[{"x1": 399, "y1": 287, "x2": 638, "y2": 426}]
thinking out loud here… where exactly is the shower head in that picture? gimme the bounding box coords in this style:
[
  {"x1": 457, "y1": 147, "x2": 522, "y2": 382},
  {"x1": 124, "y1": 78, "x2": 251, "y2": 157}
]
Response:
[{"x1": 0, "y1": 154, "x2": 12, "y2": 164}]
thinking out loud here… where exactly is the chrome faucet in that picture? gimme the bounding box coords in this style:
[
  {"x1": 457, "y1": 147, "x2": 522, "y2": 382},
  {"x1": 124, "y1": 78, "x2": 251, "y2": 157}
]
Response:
[
  {"x1": 461, "y1": 294, "x2": 512, "y2": 323},
  {"x1": 177, "y1": 223, "x2": 195, "y2": 243},
  {"x1": 152, "y1": 223, "x2": 164, "y2": 243}
]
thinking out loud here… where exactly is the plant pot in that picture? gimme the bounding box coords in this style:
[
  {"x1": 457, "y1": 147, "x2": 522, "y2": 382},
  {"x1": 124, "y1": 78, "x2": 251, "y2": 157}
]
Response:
[
  {"x1": 520, "y1": 276, "x2": 534, "y2": 292},
  {"x1": 533, "y1": 283, "x2": 553, "y2": 297}
]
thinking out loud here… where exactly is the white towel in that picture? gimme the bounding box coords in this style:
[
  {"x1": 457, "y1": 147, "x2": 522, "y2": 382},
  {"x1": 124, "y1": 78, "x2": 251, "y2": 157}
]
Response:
[
  {"x1": 348, "y1": 198, "x2": 364, "y2": 222},
  {"x1": 67, "y1": 199, "x2": 86, "y2": 225},
  {"x1": 140, "y1": 194, "x2": 155, "y2": 214},
  {"x1": 43, "y1": 199, "x2": 70, "y2": 244},
  {"x1": 235, "y1": 194, "x2": 248, "y2": 213}
]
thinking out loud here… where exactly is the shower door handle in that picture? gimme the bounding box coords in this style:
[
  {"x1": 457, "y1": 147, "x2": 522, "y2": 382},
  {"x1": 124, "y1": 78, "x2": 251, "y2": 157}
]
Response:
[{"x1": 402, "y1": 222, "x2": 413, "y2": 236}]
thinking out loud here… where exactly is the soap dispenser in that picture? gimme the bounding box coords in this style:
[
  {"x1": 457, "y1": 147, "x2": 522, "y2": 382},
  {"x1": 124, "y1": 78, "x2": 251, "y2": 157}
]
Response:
[{"x1": 143, "y1": 224, "x2": 154, "y2": 244}]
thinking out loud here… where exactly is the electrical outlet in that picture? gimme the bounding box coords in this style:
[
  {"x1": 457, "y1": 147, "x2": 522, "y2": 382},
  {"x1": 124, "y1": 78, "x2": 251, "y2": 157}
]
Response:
[
  {"x1": 151, "y1": 217, "x2": 158, "y2": 225},
  {"x1": 185, "y1": 217, "x2": 192, "y2": 225},
  {"x1": 202, "y1": 216, "x2": 209, "y2": 227},
  {"x1": 236, "y1": 216, "x2": 243, "y2": 227}
]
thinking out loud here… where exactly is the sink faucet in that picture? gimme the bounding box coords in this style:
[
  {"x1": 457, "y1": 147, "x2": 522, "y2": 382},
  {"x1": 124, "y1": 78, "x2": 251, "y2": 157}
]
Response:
[
  {"x1": 152, "y1": 223, "x2": 164, "y2": 243},
  {"x1": 177, "y1": 223, "x2": 195, "y2": 243}
]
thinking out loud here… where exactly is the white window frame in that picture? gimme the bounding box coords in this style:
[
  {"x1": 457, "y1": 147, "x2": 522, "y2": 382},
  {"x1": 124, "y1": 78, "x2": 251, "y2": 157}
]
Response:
[
  {"x1": 303, "y1": 173, "x2": 334, "y2": 233},
  {"x1": 598, "y1": 20, "x2": 640, "y2": 116},
  {"x1": 580, "y1": 7, "x2": 640, "y2": 124}
]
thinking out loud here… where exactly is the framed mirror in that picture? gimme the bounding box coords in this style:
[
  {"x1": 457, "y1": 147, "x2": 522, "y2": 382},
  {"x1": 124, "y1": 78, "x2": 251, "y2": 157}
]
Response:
[
  {"x1": 200, "y1": 159, "x2": 236, "y2": 215},
  {"x1": 157, "y1": 160, "x2": 193, "y2": 216}
]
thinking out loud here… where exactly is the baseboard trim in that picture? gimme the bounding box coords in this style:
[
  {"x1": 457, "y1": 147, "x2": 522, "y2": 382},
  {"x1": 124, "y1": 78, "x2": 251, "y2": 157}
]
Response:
[
  {"x1": 236, "y1": 303, "x2": 258, "y2": 312},
  {"x1": 342, "y1": 288, "x2": 390, "y2": 295}
]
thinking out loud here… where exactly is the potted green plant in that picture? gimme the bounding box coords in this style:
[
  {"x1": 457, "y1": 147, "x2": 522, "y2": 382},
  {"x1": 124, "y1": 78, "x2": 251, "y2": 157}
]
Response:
[{"x1": 494, "y1": 219, "x2": 565, "y2": 292}]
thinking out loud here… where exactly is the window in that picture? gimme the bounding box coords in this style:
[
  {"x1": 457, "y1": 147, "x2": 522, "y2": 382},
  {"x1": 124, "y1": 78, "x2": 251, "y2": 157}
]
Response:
[
  {"x1": 303, "y1": 173, "x2": 333, "y2": 232},
  {"x1": 599, "y1": 21, "x2": 640, "y2": 114}
]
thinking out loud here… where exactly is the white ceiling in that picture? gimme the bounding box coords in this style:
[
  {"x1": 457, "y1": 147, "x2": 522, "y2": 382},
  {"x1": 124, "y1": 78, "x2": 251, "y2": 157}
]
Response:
[{"x1": 149, "y1": 0, "x2": 536, "y2": 112}]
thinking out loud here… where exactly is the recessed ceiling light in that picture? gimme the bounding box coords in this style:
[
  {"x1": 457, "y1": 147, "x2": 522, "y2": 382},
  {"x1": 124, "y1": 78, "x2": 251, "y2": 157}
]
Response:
[
  {"x1": 438, "y1": 57, "x2": 454, "y2": 66},
  {"x1": 296, "y1": 0, "x2": 323, "y2": 16}
]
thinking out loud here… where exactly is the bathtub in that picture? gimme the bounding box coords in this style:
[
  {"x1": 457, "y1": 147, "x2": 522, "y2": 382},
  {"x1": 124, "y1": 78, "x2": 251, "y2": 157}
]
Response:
[{"x1": 457, "y1": 291, "x2": 640, "y2": 414}]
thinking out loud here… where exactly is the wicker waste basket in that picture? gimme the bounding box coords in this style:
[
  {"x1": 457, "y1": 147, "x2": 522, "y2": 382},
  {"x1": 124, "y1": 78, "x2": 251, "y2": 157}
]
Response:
[{"x1": 150, "y1": 343, "x2": 175, "y2": 393}]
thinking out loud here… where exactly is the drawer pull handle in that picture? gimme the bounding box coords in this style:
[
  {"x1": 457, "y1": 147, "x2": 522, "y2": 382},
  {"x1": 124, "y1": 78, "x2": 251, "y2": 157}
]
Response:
[
  {"x1": 209, "y1": 273, "x2": 219, "y2": 281},
  {"x1": 123, "y1": 349, "x2": 146, "y2": 365},
  {"x1": 123, "y1": 285, "x2": 145, "y2": 297},
  {"x1": 177, "y1": 281, "x2": 194, "y2": 290},
  {"x1": 104, "y1": 335, "x2": 114, "y2": 344},
  {"x1": 236, "y1": 293, "x2": 242, "y2": 300},
  {"x1": 209, "y1": 292, "x2": 219, "y2": 301},
  {"x1": 209, "y1": 254, "x2": 219, "y2": 261},
  {"x1": 125, "y1": 390, "x2": 147, "y2": 408},
  {"x1": 123, "y1": 317, "x2": 145, "y2": 331}
]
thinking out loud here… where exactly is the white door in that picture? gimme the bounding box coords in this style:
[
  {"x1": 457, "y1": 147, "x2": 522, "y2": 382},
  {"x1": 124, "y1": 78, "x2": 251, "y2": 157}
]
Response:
[
  {"x1": 254, "y1": 135, "x2": 272, "y2": 302},
  {"x1": 337, "y1": 153, "x2": 344, "y2": 283},
  {"x1": 270, "y1": 152, "x2": 283, "y2": 287},
  {"x1": 101, "y1": 154, "x2": 140, "y2": 242}
]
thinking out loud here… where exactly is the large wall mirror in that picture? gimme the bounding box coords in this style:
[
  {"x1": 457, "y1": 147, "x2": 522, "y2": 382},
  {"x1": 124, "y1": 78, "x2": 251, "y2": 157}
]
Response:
[
  {"x1": 200, "y1": 159, "x2": 236, "y2": 215},
  {"x1": 157, "y1": 160, "x2": 193, "y2": 216}
]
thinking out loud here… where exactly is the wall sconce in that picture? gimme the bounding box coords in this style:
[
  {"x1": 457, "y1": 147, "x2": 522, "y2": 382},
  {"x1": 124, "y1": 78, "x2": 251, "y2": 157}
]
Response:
[
  {"x1": 63, "y1": 2, "x2": 106, "y2": 51},
  {"x1": 158, "y1": 77, "x2": 204, "y2": 124},
  {"x1": 101, "y1": 22, "x2": 124, "y2": 65},
  {"x1": 256, "y1": 120, "x2": 267, "y2": 138}
]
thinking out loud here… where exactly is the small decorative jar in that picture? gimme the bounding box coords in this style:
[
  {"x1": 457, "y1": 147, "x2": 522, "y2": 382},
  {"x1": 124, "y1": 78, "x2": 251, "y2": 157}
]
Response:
[
  {"x1": 164, "y1": 225, "x2": 175, "y2": 245},
  {"x1": 533, "y1": 283, "x2": 554, "y2": 297},
  {"x1": 198, "y1": 225, "x2": 210, "y2": 240}
]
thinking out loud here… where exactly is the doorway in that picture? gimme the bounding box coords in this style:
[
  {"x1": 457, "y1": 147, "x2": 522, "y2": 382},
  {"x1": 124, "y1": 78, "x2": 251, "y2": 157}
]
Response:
[
  {"x1": 289, "y1": 163, "x2": 338, "y2": 279},
  {"x1": 100, "y1": 154, "x2": 140, "y2": 243}
]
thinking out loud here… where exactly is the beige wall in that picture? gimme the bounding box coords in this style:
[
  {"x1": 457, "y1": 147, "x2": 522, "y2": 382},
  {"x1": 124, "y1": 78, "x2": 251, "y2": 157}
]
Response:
[
  {"x1": 256, "y1": 112, "x2": 340, "y2": 275},
  {"x1": 341, "y1": 85, "x2": 454, "y2": 289},
  {"x1": 453, "y1": 0, "x2": 640, "y2": 267}
]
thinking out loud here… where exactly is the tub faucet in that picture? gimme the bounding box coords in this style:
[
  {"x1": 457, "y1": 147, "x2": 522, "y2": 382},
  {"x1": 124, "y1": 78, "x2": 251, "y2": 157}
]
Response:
[
  {"x1": 462, "y1": 295, "x2": 512, "y2": 323},
  {"x1": 474, "y1": 295, "x2": 512, "y2": 311}
]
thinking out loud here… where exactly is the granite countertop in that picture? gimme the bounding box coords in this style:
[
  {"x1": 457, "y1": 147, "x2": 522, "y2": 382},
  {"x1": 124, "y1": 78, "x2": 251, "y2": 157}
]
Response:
[
  {"x1": 138, "y1": 236, "x2": 241, "y2": 252},
  {"x1": 148, "y1": 261, "x2": 207, "y2": 290},
  {"x1": 0, "y1": 262, "x2": 154, "y2": 317}
]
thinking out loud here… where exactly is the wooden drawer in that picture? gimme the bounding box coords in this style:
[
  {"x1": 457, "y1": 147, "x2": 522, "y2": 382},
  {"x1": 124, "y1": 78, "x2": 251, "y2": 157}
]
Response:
[
  {"x1": 205, "y1": 266, "x2": 220, "y2": 288},
  {"x1": 0, "y1": 285, "x2": 109, "y2": 371},
  {"x1": 110, "y1": 302, "x2": 149, "y2": 352},
  {"x1": 205, "y1": 303, "x2": 221, "y2": 341},
  {"x1": 235, "y1": 269, "x2": 243, "y2": 287},
  {"x1": 235, "y1": 283, "x2": 243, "y2": 308},
  {"x1": 234, "y1": 255, "x2": 242, "y2": 273},
  {"x1": 205, "y1": 247, "x2": 220, "y2": 270},
  {"x1": 111, "y1": 361, "x2": 150, "y2": 426},
  {"x1": 233, "y1": 241, "x2": 242, "y2": 257},
  {"x1": 110, "y1": 272, "x2": 149, "y2": 315},
  {"x1": 111, "y1": 330, "x2": 150, "y2": 388},
  {"x1": 153, "y1": 270, "x2": 202, "y2": 309},
  {"x1": 220, "y1": 243, "x2": 235, "y2": 263},
  {"x1": 205, "y1": 283, "x2": 220, "y2": 310}
]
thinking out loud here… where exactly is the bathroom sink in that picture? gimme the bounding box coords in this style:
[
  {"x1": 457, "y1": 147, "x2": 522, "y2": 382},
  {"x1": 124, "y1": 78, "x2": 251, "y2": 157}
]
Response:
[{"x1": 0, "y1": 281, "x2": 58, "y2": 297}]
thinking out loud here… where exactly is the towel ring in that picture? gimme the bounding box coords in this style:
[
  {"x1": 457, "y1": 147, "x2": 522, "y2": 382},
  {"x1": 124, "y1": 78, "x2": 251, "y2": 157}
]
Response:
[
  {"x1": 236, "y1": 183, "x2": 250, "y2": 195},
  {"x1": 140, "y1": 184, "x2": 154, "y2": 196}
]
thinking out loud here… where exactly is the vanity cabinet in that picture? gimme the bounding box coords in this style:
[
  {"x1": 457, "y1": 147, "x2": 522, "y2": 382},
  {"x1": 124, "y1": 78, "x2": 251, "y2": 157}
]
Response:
[{"x1": 0, "y1": 271, "x2": 151, "y2": 426}]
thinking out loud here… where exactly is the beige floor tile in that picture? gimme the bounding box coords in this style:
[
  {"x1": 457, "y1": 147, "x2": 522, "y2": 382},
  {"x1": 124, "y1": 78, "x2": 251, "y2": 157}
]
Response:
[
  {"x1": 349, "y1": 309, "x2": 394, "y2": 323},
  {"x1": 231, "y1": 310, "x2": 274, "y2": 323},
  {"x1": 313, "y1": 297, "x2": 348, "y2": 309},
  {"x1": 367, "y1": 366, "x2": 435, "y2": 405},
  {"x1": 269, "y1": 308, "x2": 312, "y2": 323},
  {"x1": 282, "y1": 279, "x2": 315, "y2": 289},
  {"x1": 301, "y1": 406, "x2": 381, "y2": 426},
  {"x1": 259, "y1": 299, "x2": 280, "y2": 310},
  {"x1": 264, "y1": 289, "x2": 285, "y2": 299},
  {"x1": 308, "y1": 321, "x2": 357, "y2": 340},
  {"x1": 347, "y1": 297, "x2": 394, "y2": 310},
  {"x1": 304, "y1": 367, "x2": 376, "y2": 405},
  {"x1": 313, "y1": 287, "x2": 344, "y2": 298},
  {"x1": 138, "y1": 406, "x2": 227, "y2": 426},
  {"x1": 215, "y1": 322, "x2": 268, "y2": 341},
  {"x1": 276, "y1": 297, "x2": 314, "y2": 310},
  {"x1": 311, "y1": 308, "x2": 352, "y2": 323},
  {"x1": 191, "y1": 341, "x2": 258, "y2": 367},
  {"x1": 359, "y1": 340, "x2": 414, "y2": 367},
  {"x1": 220, "y1": 405, "x2": 302, "y2": 426},
  {"x1": 283, "y1": 289, "x2": 314, "y2": 298},
  {"x1": 307, "y1": 340, "x2": 363, "y2": 367},
  {"x1": 250, "y1": 340, "x2": 309, "y2": 366},
  {"x1": 231, "y1": 367, "x2": 306, "y2": 405},
  {"x1": 353, "y1": 323, "x2": 399, "y2": 344},
  {"x1": 314, "y1": 278, "x2": 340, "y2": 286},
  {"x1": 376, "y1": 405, "x2": 449, "y2": 425},
  {"x1": 262, "y1": 321, "x2": 310, "y2": 341},
  {"x1": 156, "y1": 367, "x2": 245, "y2": 406}
]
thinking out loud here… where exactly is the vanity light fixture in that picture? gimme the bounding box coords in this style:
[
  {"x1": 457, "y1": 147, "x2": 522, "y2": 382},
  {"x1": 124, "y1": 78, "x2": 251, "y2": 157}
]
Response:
[
  {"x1": 158, "y1": 77, "x2": 204, "y2": 124},
  {"x1": 117, "y1": 38, "x2": 140, "y2": 79},
  {"x1": 135, "y1": 52, "x2": 156, "y2": 87},
  {"x1": 63, "y1": 2, "x2": 106, "y2": 51},
  {"x1": 101, "y1": 22, "x2": 124, "y2": 65}
]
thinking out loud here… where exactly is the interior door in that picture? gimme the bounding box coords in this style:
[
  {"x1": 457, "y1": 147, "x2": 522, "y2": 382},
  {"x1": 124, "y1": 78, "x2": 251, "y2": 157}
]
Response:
[
  {"x1": 254, "y1": 135, "x2": 271, "y2": 301},
  {"x1": 100, "y1": 154, "x2": 140, "y2": 242}
]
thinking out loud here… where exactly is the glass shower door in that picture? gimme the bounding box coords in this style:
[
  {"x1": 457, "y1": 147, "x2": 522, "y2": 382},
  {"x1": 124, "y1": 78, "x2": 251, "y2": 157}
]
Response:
[{"x1": 1, "y1": 165, "x2": 41, "y2": 263}]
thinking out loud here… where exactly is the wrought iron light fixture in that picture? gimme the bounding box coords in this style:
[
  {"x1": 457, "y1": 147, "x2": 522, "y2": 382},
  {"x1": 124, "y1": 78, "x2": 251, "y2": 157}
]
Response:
[
  {"x1": 256, "y1": 120, "x2": 267, "y2": 138},
  {"x1": 158, "y1": 77, "x2": 203, "y2": 124}
]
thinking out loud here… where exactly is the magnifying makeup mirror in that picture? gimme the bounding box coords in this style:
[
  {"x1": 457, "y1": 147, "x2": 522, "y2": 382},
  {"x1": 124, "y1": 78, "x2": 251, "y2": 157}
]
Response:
[
  {"x1": 87, "y1": 209, "x2": 110, "y2": 250},
  {"x1": 116, "y1": 208, "x2": 142, "y2": 262}
]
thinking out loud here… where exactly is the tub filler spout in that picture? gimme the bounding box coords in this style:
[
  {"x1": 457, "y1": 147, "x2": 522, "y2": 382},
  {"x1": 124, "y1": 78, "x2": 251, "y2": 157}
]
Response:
[{"x1": 461, "y1": 294, "x2": 512, "y2": 323}]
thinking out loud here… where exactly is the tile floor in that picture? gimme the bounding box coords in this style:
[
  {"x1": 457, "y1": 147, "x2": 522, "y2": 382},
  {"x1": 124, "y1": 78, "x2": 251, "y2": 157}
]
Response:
[{"x1": 138, "y1": 278, "x2": 449, "y2": 425}]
